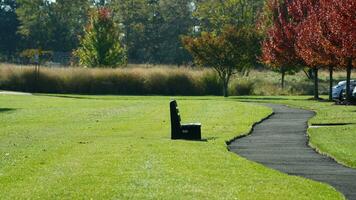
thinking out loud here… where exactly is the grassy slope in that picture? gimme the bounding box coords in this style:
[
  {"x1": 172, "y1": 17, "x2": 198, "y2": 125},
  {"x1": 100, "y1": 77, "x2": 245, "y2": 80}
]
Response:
[
  {"x1": 234, "y1": 96, "x2": 356, "y2": 169},
  {"x1": 0, "y1": 95, "x2": 343, "y2": 199}
]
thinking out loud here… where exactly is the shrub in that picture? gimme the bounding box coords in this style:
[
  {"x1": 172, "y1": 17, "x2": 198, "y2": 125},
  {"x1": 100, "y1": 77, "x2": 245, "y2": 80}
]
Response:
[
  {"x1": 229, "y1": 79, "x2": 255, "y2": 96},
  {"x1": 201, "y1": 71, "x2": 223, "y2": 95}
]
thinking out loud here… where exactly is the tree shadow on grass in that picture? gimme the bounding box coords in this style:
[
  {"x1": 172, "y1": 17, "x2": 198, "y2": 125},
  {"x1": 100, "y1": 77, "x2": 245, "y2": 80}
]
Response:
[
  {"x1": 36, "y1": 94, "x2": 95, "y2": 100},
  {"x1": 35, "y1": 94, "x2": 137, "y2": 101},
  {"x1": 0, "y1": 108, "x2": 16, "y2": 113},
  {"x1": 36, "y1": 94, "x2": 223, "y2": 102},
  {"x1": 231, "y1": 96, "x2": 294, "y2": 100},
  {"x1": 230, "y1": 96, "x2": 306, "y2": 103}
]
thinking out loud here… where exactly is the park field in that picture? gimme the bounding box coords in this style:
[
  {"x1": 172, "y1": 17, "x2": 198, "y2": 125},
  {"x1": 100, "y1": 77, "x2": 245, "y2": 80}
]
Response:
[{"x1": 0, "y1": 94, "x2": 344, "y2": 199}]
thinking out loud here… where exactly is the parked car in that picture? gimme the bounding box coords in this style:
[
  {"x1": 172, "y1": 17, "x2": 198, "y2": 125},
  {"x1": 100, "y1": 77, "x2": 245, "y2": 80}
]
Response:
[
  {"x1": 332, "y1": 80, "x2": 356, "y2": 100},
  {"x1": 353, "y1": 87, "x2": 356, "y2": 98},
  {"x1": 341, "y1": 84, "x2": 356, "y2": 101}
]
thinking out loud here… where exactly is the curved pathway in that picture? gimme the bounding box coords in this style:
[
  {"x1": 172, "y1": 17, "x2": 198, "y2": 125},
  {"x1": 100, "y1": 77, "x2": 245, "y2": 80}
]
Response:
[{"x1": 229, "y1": 104, "x2": 356, "y2": 200}]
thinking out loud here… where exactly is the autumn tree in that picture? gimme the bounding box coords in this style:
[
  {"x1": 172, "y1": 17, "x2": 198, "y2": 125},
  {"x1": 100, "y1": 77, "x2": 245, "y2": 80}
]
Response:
[
  {"x1": 294, "y1": 4, "x2": 339, "y2": 101},
  {"x1": 263, "y1": 0, "x2": 355, "y2": 101},
  {"x1": 261, "y1": 0, "x2": 308, "y2": 94},
  {"x1": 317, "y1": 0, "x2": 356, "y2": 102},
  {"x1": 289, "y1": 0, "x2": 355, "y2": 101},
  {"x1": 182, "y1": 26, "x2": 260, "y2": 97},
  {"x1": 262, "y1": 0, "x2": 336, "y2": 99},
  {"x1": 75, "y1": 8, "x2": 127, "y2": 67}
]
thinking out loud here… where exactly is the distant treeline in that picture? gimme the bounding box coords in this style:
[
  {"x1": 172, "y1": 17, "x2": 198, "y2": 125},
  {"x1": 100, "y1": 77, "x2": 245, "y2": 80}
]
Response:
[{"x1": 0, "y1": 0, "x2": 264, "y2": 65}]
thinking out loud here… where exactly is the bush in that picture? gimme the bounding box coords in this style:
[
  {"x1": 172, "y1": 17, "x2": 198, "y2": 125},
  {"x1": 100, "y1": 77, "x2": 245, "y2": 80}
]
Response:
[
  {"x1": 229, "y1": 79, "x2": 255, "y2": 96},
  {"x1": 201, "y1": 71, "x2": 223, "y2": 95}
]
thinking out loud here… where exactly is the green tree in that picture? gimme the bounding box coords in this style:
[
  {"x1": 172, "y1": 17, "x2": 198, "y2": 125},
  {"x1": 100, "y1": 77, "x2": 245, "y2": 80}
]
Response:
[
  {"x1": 16, "y1": 0, "x2": 91, "y2": 51},
  {"x1": 75, "y1": 8, "x2": 127, "y2": 67},
  {"x1": 158, "y1": 0, "x2": 195, "y2": 64},
  {"x1": 0, "y1": 0, "x2": 20, "y2": 57},
  {"x1": 110, "y1": 0, "x2": 149, "y2": 62},
  {"x1": 194, "y1": 0, "x2": 264, "y2": 32},
  {"x1": 182, "y1": 26, "x2": 260, "y2": 97},
  {"x1": 111, "y1": 0, "x2": 195, "y2": 64},
  {"x1": 186, "y1": 0, "x2": 263, "y2": 96}
]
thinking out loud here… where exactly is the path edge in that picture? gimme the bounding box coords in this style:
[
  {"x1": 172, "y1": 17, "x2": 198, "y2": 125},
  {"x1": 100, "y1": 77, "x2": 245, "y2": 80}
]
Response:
[
  {"x1": 225, "y1": 112, "x2": 275, "y2": 150},
  {"x1": 282, "y1": 104, "x2": 356, "y2": 169}
]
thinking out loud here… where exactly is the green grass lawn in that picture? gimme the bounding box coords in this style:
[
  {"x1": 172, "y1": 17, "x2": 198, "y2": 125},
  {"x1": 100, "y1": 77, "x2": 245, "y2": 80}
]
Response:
[
  {"x1": 0, "y1": 94, "x2": 344, "y2": 199},
  {"x1": 235, "y1": 96, "x2": 356, "y2": 169}
]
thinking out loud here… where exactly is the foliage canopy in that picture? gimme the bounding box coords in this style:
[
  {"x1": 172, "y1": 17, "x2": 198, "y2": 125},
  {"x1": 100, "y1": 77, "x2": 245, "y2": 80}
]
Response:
[
  {"x1": 75, "y1": 8, "x2": 127, "y2": 68},
  {"x1": 182, "y1": 26, "x2": 260, "y2": 97}
]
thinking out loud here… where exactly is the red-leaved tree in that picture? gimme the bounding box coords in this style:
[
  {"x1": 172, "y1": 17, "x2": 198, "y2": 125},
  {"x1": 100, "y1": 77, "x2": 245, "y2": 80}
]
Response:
[
  {"x1": 318, "y1": 0, "x2": 356, "y2": 101},
  {"x1": 262, "y1": 0, "x2": 355, "y2": 101},
  {"x1": 261, "y1": 0, "x2": 312, "y2": 95},
  {"x1": 286, "y1": 0, "x2": 324, "y2": 99},
  {"x1": 295, "y1": 3, "x2": 339, "y2": 100}
]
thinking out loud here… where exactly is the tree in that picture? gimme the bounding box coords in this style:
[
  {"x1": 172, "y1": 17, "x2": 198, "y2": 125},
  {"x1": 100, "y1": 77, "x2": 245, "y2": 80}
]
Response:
[
  {"x1": 286, "y1": 0, "x2": 355, "y2": 102},
  {"x1": 75, "y1": 8, "x2": 127, "y2": 67},
  {"x1": 294, "y1": 5, "x2": 339, "y2": 101},
  {"x1": 317, "y1": 0, "x2": 355, "y2": 102},
  {"x1": 261, "y1": 0, "x2": 306, "y2": 92},
  {"x1": 110, "y1": 0, "x2": 147, "y2": 62},
  {"x1": 154, "y1": 0, "x2": 195, "y2": 64},
  {"x1": 0, "y1": 0, "x2": 20, "y2": 57},
  {"x1": 16, "y1": 0, "x2": 91, "y2": 51},
  {"x1": 182, "y1": 26, "x2": 260, "y2": 97},
  {"x1": 194, "y1": 0, "x2": 264, "y2": 32},
  {"x1": 261, "y1": 0, "x2": 325, "y2": 99},
  {"x1": 110, "y1": 0, "x2": 195, "y2": 64}
]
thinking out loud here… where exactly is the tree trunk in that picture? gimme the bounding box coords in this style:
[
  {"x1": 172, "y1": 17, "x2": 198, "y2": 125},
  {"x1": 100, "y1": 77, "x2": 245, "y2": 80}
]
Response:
[
  {"x1": 309, "y1": 69, "x2": 314, "y2": 80},
  {"x1": 313, "y1": 68, "x2": 319, "y2": 100},
  {"x1": 223, "y1": 80, "x2": 229, "y2": 97},
  {"x1": 281, "y1": 69, "x2": 285, "y2": 90},
  {"x1": 346, "y1": 58, "x2": 352, "y2": 103},
  {"x1": 303, "y1": 69, "x2": 312, "y2": 80},
  {"x1": 329, "y1": 66, "x2": 333, "y2": 101}
]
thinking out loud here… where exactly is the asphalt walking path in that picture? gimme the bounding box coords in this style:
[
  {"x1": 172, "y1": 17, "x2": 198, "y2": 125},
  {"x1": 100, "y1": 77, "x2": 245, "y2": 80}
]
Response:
[{"x1": 229, "y1": 104, "x2": 356, "y2": 200}]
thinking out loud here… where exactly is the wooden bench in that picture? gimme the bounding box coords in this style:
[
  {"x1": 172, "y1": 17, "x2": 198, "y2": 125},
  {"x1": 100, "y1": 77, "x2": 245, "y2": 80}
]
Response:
[{"x1": 170, "y1": 100, "x2": 201, "y2": 140}]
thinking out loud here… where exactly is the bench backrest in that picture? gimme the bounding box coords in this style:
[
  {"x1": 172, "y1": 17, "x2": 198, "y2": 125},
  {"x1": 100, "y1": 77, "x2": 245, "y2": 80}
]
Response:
[{"x1": 170, "y1": 100, "x2": 181, "y2": 135}]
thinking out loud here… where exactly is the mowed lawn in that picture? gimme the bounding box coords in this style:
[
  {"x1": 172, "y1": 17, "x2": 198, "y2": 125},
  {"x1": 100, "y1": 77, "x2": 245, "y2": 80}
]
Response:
[
  {"x1": 0, "y1": 95, "x2": 343, "y2": 199},
  {"x1": 235, "y1": 96, "x2": 356, "y2": 169}
]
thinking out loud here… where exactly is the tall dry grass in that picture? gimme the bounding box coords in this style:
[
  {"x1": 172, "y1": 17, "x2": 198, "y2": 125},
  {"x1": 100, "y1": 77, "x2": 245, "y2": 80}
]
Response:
[
  {"x1": 0, "y1": 64, "x2": 222, "y2": 95},
  {"x1": 0, "y1": 63, "x2": 354, "y2": 96}
]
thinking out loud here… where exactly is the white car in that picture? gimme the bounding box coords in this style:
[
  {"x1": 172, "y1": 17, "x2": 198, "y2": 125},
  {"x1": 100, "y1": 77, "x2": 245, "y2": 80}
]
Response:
[{"x1": 332, "y1": 80, "x2": 356, "y2": 100}]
